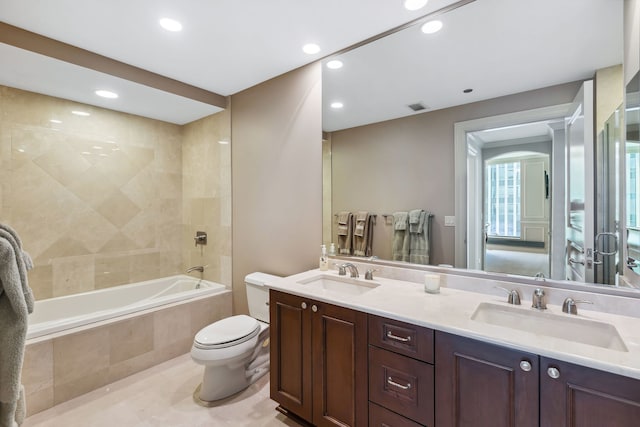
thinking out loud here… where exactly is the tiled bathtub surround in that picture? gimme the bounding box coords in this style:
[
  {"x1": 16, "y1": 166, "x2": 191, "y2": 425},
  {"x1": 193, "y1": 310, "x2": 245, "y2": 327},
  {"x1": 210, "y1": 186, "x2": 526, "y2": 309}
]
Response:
[
  {"x1": 21, "y1": 291, "x2": 231, "y2": 416},
  {"x1": 181, "y1": 110, "x2": 232, "y2": 287},
  {"x1": 0, "y1": 85, "x2": 232, "y2": 299}
]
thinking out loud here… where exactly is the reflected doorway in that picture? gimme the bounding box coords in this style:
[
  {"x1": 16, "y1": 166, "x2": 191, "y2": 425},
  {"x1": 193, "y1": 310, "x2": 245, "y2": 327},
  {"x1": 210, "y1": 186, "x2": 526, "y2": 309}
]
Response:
[
  {"x1": 466, "y1": 121, "x2": 554, "y2": 278},
  {"x1": 483, "y1": 151, "x2": 551, "y2": 277}
]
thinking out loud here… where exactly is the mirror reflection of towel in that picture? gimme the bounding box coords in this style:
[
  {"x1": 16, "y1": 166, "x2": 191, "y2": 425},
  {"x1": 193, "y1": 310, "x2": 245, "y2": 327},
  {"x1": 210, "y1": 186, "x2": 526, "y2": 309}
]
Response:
[
  {"x1": 392, "y1": 212, "x2": 410, "y2": 261},
  {"x1": 336, "y1": 211, "x2": 354, "y2": 255},
  {"x1": 353, "y1": 211, "x2": 373, "y2": 257}
]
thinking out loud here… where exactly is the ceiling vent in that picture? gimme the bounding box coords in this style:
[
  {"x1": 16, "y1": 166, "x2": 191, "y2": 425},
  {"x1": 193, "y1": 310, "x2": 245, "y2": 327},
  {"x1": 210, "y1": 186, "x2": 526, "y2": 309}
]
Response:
[{"x1": 407, "y1": 102, "x2": 428, "y2": 112}]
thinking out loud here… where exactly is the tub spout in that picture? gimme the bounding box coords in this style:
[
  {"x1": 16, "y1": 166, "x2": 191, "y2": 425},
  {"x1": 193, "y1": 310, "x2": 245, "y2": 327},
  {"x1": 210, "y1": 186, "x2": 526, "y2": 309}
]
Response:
[{"x1": 187, "y1": 265, "x2": 205, "y2": 273}]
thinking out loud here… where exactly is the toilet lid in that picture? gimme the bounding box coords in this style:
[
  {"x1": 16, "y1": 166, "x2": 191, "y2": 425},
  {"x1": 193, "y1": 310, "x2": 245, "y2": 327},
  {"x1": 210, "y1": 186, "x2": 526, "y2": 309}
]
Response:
[{"x1": 194, "y1": 315, "x2": 260, "y2": 348}]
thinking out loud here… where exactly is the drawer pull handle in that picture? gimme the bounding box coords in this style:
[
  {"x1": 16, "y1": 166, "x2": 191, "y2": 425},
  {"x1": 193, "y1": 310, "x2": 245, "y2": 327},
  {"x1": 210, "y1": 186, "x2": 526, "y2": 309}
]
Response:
[
  {"x1": 386, "y1": 331, "x2": 411, "y2": 342},
  {"x1": 387, "y1": 376, "x2": 412, "y2": 390}
]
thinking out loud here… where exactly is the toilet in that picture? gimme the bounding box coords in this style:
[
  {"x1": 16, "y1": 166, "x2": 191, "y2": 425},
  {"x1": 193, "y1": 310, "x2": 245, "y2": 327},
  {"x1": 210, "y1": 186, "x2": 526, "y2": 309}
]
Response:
[{"x1": 191, "y1": 272, "x2": 280, "y2": 403}]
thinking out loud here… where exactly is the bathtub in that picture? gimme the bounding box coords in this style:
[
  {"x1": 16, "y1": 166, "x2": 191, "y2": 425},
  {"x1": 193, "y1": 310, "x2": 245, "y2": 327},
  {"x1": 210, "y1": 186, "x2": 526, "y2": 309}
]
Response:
[
  {"x1": 23, "y1": 275, "x2": 232, "y2": 416},
  {"x1": 27, "y1": 274, "x2": 227, "y2": 339}
]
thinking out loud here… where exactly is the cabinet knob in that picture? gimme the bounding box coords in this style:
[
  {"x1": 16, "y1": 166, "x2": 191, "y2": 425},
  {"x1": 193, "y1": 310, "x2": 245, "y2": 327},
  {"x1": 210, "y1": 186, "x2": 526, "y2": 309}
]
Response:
[
  {"x1": 547, "y1": 367, "x2": 561, "y2": 379},
  {"x1": 520, "y1": 360, "x2": 532, "y2": 372},
  {"x1": 312, "y1": 304, "x2": 318, "y2": 312},
  {"x1": 301, "y1": 302, "x2": 307, "y2": 309}
]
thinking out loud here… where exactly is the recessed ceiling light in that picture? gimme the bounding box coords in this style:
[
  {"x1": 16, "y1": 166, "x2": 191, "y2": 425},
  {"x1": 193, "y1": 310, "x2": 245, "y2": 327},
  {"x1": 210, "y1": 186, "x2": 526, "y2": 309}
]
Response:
[
  {"x1": 404, "y1": 0, "x2": 428, "y2": 11},
  {"x1": 421, "y1": 20, "x2": 443, "y2": 34},
  {"x1": 49, "y1": 119, "x2": 62, "y2": 124},
  {"x1": 302, "y1": 43, "x2": 321, "y2": 55},
  {"x1": 218, "y1": 139, "x2": 229, "y2": 145},
  {"x1": 159, "y1": 17, "x2": 183, "y2": 32},
  {"x1": 95, "y1": 89, "x2": 118, "y2": 99},
  {"x1": 71, "y1": 110, "x2": 90, "y2": 116},
  {"x1": 326, "y1": 60, "x2": 343, "y2": 70},
  {"x1": 330, "y1": 102, "x2": 344, "y2": 109}
]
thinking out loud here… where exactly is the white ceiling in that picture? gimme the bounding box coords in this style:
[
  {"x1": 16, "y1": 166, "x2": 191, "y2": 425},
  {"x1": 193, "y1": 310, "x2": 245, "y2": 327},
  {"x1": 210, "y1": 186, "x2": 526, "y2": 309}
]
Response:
[
  {"x1": 0, "y1": 0, "x2": 624, "y2": 127},
  {"x1": 323, "y1": 0, "x2": 623, "y2": 131}
]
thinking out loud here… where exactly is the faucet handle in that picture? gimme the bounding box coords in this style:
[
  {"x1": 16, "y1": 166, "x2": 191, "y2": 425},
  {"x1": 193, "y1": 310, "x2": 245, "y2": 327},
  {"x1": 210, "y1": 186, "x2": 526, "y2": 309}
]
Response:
[
  {"x1": 562, "y1": 297, "x2": 593, "y2": 315},
  {"x1": 532, "y1": 288, "x2": 547, "y2": 310},
  {"x1": 333, "y1": 263, "x2": 347, "y2": 275},
  {"x1": 494, "y1": 286, "x2": 522, "y2": 305},
  {"x1": 365, "y1": 269, "x2": 379, "y2": 280}
]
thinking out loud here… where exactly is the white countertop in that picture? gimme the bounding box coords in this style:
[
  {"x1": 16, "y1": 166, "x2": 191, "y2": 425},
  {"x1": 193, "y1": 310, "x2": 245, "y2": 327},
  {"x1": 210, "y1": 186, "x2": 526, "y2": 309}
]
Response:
[{"x1": 266, "y1": 268, "x2": 640, "y2": 380}]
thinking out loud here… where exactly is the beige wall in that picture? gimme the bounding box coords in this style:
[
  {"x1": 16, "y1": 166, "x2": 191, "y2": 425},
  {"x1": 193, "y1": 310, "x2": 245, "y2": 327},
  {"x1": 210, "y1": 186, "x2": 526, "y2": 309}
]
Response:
[
  {"x1": 231, "y1": 63, "x2": 322, "y2": 314},
  {"x1": 330, "y1": 81, "x2": 582, "y2": 266},
  {"x1": 624, "y1": 0, "x2": 640, "y2": 85},
  {"x1": 1, "y1": 85, "x2": 232, "y2": 301},
  {"x1": 0, "y1": 86, "x2": 183, "y2": 299},
  {"x1": 181, "y1": 110, "x2": 232, "y2": 287}
]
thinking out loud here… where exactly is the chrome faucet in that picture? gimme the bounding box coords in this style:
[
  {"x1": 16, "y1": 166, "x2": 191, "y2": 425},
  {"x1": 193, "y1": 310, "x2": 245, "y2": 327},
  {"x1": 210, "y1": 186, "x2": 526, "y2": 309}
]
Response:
[
  {"x1": 531, "y1": 288, "x2": 547, "y2": 310},
  {"x1": 338, "y1": 263, "x2": 359, "y2": 278},
  {"x1": 562, "y1": 297, "x2": 593, "y2": 315},
  {"x1": 186, "y1": 265, "x2": 205, "y2": 274}
]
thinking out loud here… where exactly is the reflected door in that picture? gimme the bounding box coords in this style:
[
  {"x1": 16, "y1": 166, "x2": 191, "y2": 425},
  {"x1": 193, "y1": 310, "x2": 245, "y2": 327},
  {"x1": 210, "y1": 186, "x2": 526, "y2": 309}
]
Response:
[
  {"x1": 595, "y1": 108, "x2": 622, "y2": 285},
  {"x1": 566, "y1": 81, "x2": 594, "y2": 282}
]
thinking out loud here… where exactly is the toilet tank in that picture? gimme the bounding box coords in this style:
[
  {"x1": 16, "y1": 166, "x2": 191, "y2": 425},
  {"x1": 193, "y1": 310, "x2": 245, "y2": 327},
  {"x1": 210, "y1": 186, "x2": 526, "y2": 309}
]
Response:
[{"x1": 245, "y1": 272, "x2": 281, "y2": 323}]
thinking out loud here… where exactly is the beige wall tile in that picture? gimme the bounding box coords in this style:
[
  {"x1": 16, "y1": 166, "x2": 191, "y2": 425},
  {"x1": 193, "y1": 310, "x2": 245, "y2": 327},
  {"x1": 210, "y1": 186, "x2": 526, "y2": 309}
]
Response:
[
  {"x1": 108, "y1": 351, "x2": 156, "y2": 384},
  {"x1": 153, "y1": 303, "x2": 191, "y2": 350},
  {"x1": 22, "y1": 340, "x2": 54, "y2": 413},
  {"x1": 1, "y1": 86, "x2": 187, "y2": 301},
  {"x1": 51, "y1": 255, "x2": 96, "y2": 297},
  {"x1": 53, "y1": 328, "x2": 110, "y2": 404},
  {"x1": 108, "y1": 314, "x2": 154, "y2": 364}
]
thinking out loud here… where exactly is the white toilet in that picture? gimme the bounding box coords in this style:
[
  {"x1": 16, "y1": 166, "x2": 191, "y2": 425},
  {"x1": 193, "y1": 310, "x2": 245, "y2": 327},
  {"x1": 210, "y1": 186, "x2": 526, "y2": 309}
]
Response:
[{"x1": 191, "y1": 272, "x2": 280, "y2": 403}]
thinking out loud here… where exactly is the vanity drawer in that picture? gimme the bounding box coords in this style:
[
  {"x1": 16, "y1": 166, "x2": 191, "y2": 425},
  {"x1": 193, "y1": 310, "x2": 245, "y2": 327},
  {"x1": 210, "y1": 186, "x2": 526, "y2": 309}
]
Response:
[
  {"x1": 369, "y1": 315, "x2": 434, "y2": 363},
  {"x1": 369, "y1": 402, "x2": 424, "y2": 427},
  {"x1": 369, "y1": 346, "x2": 434, "y2": 426}
]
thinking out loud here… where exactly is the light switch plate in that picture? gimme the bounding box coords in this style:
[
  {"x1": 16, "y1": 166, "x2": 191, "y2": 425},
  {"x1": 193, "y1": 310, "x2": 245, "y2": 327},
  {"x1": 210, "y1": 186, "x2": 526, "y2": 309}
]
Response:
[{"x1": 444, "y1": 216, "x2": 455, "y2": 226}]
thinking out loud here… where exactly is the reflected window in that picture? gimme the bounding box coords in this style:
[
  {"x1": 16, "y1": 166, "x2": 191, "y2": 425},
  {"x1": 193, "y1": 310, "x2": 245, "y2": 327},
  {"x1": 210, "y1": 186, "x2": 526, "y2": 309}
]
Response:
[
  {"x1": 486, "y1": 161, "x2": 521, "y2": 237},
  {"x1": 628, "y1": 145, "x2": 640, "y2": 228}
]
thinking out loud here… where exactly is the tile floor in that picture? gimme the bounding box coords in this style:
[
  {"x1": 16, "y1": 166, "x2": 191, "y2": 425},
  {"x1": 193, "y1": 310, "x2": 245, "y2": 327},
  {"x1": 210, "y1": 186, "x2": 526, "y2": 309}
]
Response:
[{"x1": 23, "y1": 354, "x2": 301, "y2": 427}]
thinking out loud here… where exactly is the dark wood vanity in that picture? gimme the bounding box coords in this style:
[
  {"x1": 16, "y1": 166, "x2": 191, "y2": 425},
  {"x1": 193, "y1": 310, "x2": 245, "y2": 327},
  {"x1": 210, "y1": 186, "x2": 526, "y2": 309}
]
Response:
[{"x1": 269, "y1": 289, "x2": 640, "y2": 427}]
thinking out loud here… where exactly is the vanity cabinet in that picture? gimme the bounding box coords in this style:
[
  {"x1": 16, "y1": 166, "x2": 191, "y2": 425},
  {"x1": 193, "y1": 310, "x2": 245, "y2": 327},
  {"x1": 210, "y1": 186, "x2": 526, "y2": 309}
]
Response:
[
  {"x1": 368, "y1": 315, "x2": 435, "y2": 427},
  {"x1": 540, "y1": 357, "x2": 640, "y2": 426},
  {"x1": 269, "y1": 290, "x2": 368, "y2": 427},
  {"x1": 435, "y1": 331, "x2": 539, "y2": 427},
  {"x1": 436, "y1": 331, "x2": 640, "y2": 427}
]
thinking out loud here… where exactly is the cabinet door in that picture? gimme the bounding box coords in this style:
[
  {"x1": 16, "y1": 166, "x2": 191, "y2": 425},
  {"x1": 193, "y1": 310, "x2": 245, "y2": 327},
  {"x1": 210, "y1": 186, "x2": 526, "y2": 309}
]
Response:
[
  {"x1": 269, "y1": 290, "x2": 312, "y2": 421},
  {"x1": 312, "y1": 301, "x2": 368, "y2": 427},
  {"x1": 435, "y1": 331, "x2": 539, "y2": 427},
  {"x1": 540, "y1": 357, "x2": 640, "y2": 427}
]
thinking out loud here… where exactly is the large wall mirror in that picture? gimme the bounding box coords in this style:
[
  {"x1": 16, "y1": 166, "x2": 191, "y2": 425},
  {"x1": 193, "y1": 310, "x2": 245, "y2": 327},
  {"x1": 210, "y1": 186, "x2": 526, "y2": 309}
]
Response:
[
  {"x1": 626, "y1": 72, "x2": 640, "y2": 280},
  {"x1": 322, "y1": 0, "x2": 634, "y2": 291}
]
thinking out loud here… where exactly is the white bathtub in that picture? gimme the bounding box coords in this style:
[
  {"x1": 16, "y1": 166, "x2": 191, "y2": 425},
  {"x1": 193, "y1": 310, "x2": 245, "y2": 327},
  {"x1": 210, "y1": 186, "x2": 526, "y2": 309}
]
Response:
[{"x1": 27, "y1": 275, "x2": 227, "y2": 339}]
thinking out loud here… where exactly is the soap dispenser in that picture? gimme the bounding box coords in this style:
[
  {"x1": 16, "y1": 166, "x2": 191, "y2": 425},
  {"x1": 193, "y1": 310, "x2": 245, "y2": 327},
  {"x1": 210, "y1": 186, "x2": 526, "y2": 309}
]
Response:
[{"x1": 319, "y1": 244, "x2": 329, "y2": 271}]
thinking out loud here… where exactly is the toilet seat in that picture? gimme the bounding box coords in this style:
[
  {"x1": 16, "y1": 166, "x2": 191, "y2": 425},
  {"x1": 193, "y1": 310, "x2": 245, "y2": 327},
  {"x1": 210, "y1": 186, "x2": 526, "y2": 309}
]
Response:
[{"x1": 194, "y1": 315, "x2": 260, "y2": 350}]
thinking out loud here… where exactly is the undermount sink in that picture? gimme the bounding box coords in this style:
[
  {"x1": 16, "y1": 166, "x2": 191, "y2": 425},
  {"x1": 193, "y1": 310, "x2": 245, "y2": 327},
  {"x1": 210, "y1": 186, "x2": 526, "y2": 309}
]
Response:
[
  {"x1": 471, "y1": 302, "x2": 628, "y2": 352},
  {"x1": 297, "y1": 274, "x2": 380, "y2": 296}
]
